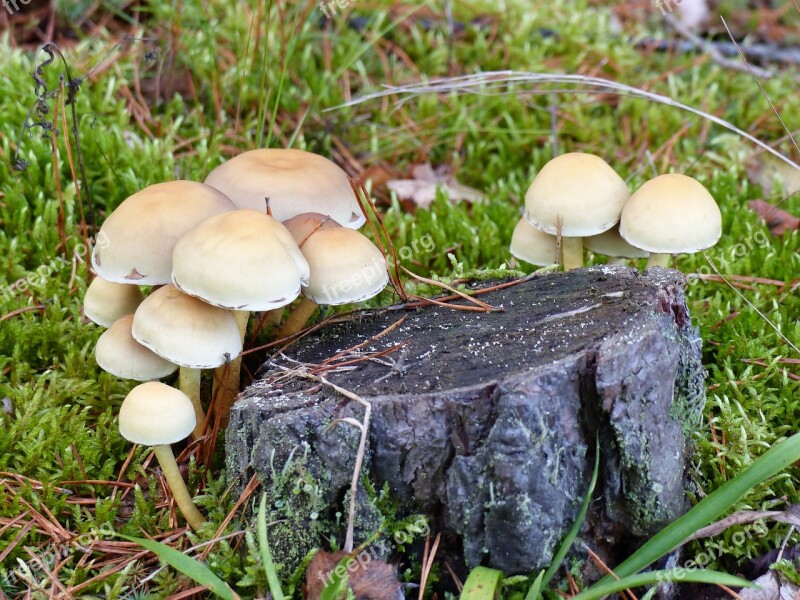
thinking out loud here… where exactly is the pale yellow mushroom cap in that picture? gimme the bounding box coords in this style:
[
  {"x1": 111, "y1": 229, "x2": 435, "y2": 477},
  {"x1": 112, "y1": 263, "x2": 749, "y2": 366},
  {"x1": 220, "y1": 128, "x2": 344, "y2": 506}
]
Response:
[
  {"x1": 204, "y1": 149, "x2": 366, "y2": 228},
  {"x1": 619, "y1": 174, "x2": 722, "y2": 254},
  {"x1": 132, "y1": 285, "x2": 242, "y2": 370},
  {"x1": 509, "y1": 218, "x2": 558, "y2": 267},
  {"x1": 84, "y1": 278, "x2": 144, "y2": 327},
  {"x1": 95, "y1": 314, "x2": 177, "y2": 381},
  {"x1": 295, "y1": 227, "x2": 388, "y2": 305},
  {"x1": 91, "y1": 181, "x2": 234, "y2": 285},
  {"x1": 119, "y1": 382, "x2": 196, "y2": 446},
  {"x1": 282, "y1": 212, "x2": 340, "y2": 246},
  {"x1": 172, "y1": 210, "x2": 310, "y2": 311},
  {"x1": 584, "y1": 227, "x2": 649, "y2": 259},
  {"x1": 524, "y1": 153, "x2": 629, "y2": 237}
]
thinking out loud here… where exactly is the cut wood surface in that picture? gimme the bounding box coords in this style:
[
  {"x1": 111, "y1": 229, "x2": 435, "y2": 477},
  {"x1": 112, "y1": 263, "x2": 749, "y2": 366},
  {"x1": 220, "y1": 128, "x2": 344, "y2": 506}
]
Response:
[{"x1": 227, "y1": 266, "x2": 705, "y2": 575}]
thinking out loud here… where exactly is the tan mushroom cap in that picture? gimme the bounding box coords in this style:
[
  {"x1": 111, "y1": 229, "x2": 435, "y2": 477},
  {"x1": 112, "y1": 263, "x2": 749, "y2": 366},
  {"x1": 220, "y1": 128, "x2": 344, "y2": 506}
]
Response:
[
  {"x1": 204, "y1": 149, "x2": 365, "y2": 228},
  {"x1": 289, "y1": 221, "x2": 388, "y2": 305},
  {"x1": 524, "y1": 153, "x2": 629, "y2": 237},
  {"x1": 584, "y1": 227, "x2": 649, "y2": 259},
  {"x1": 84, "y1": 277, "x2": 144, "y2": 327},
  {"x1": 91, "y1": 181, "x2": 235, "y2": 285},
  {"x1": 282, "y1": 212, "x2": 340, "y2": 246},
  {"x1": 95, "y1": 314, "x2": 177, "y2": 381},
  {"x1": 510, "y1": 217, "x2": 559, "y2": 267},
  {"x1": 172, "y1": 210, "x2": 310, "y2": 311},
  {"x1": 119, "y1": 382, "x2": 196, "y2": 446},
  {"x1": 132, "y1": 285, "x2": 242, "y2": 370},
  {"x1": 619, "y1": 174, "x2": 722, "y2": 253}
]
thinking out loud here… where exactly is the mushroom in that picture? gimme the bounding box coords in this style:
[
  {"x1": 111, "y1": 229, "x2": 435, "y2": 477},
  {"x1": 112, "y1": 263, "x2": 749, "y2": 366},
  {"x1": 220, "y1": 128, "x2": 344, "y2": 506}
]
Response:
[
  {"x1": 203, "y1": 148, "x2": 365, "y2": 228},
  {"x1": 619, "y1": 174, "x2": 722, "y2": 268},
  {"x1": 171, "y1": 209, "x2": 310, "y2": 423},
  {"x1": 278, "y1": 213, "x2": 388, "y2": 337},
  {"x1": 509, "y1": 217, "x2": 559, "y2": 267},
  {"x1": 583, "y1": 226, "x2": 649, "y2": 265},
  {"x1": 95, "y1": 315, "x2": 177, "y2": 381},
  {"x1": 84, "y1": 277, "x2": 144, "y2": 327},
  {"x1": 119, "y1": 382, "x2": 206, "y2": 531},
  {"x1": 131, "y1": 285, "x2": 242, "y2": 438},
  {"x1": 524, "y1": 153, "x2": 629, "y2": 270},
  {"x1": 91, "y1": 181, "x2": 234, "y2": 285}
]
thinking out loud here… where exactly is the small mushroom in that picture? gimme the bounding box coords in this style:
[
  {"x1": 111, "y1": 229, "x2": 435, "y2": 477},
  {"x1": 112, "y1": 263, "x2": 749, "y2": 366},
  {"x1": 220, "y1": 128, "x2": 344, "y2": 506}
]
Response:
[
  {"x1": 84, "y1": 277, "x2": 144, "y2": 327},
  {"x1": 91, "y1": 181, "x2": 234, "y2": 285},
  {"x1": 95, "y1": 315, "x2": 177, "y2": 381},
  {"x1": 509, "y1": 217, "x2": 559, "y2": 267},
  {"x1": 583, "y1": 226, "x2": 649, "y2": 266},
  {"x1": 131, "y1": 285, "x2": 242, "y2": 438},
  {"x1": 524, "y1": 153, "x2": 629, "y2": 270},
  {"x1": 119, "y1": 382, "x2": 206, "y2": 531},
  {"x1": 204, "y1": 148, "x2": 366, "y2": 228},
  {"x1": 278, "y1": 213, "x2": 389, "y2": 337},
  {"x1": 171, "y1": 209, "x2": 310, "y2": 424},
  {"x1": 619, "y1": 174, "x2": 722, "y2": 268}
]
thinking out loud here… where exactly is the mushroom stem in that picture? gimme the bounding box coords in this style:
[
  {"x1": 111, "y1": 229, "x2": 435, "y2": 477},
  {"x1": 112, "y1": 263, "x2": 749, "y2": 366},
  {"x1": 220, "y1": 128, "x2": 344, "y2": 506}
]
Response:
[
  {"x1": 646, "y1": 253, "x2": 670, "y2": 268},
  {"x1": 214, "y1": 310, "x2": 249, "y2": 427},
  {"x1": 265, "y1": 308, "x2": 284, "y2": 328},
  {"x1": 152, "y1": 444, "x2": 206, "y2": 531},
  {"x1": 607, "y1": 257, "x2": 627, "y2": 266},
  {"x1": 561, "y1": 237, "x2": 584, "y2": 270},
  {"x1": 179, "y1": 368, "x2": 205, "y2": 439},
  {"x1": 277, "y1": 297, "x2": 319, "y2": 339}
]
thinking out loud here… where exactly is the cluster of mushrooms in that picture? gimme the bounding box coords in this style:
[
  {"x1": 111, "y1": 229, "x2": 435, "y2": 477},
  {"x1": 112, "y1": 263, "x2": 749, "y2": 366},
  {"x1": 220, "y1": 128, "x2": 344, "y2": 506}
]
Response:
[
  {"x1": 510, "y1": 153, "x2": 723, "y2": 270},
  {"x1": 84, "y1": 149, "x2": 389, "y2": 530}
]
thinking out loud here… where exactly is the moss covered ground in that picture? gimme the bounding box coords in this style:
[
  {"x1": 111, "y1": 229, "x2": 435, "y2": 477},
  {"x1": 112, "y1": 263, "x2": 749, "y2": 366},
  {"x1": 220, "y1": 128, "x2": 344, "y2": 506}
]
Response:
[{"x1": 0, "y1": 0, "x2": 799, "y2": 597}]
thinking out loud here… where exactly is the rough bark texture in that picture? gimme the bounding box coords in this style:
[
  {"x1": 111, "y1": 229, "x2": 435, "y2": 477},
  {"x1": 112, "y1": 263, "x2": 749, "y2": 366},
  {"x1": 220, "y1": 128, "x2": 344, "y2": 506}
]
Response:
[{"x1": 226, "y1": 266, "x2": 705, "y2": 575}]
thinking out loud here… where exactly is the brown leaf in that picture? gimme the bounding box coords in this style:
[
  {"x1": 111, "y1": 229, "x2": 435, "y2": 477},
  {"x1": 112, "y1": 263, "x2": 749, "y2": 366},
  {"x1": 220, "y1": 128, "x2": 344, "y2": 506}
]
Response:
[
  {"x1": 748, "y1": 200, "x2": 800, "y2": 236},
  {"x1": 386, "y1": 163, "x2": 486, "y2": 209},
  {"x1": 305, "y1": 550, "x2": 404, "y2": 600},
  {"x1": 739, "y1": 571, "x2": 800, "y2": 600}
]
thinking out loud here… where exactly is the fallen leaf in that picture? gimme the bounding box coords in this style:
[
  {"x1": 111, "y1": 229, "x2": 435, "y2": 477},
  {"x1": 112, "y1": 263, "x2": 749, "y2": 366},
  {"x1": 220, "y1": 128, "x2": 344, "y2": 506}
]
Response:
[
  {"x1": 748, "y1": 200, "x2": 800, "y2": 236},
  {"x1": 305, "y1": 549, "x2": 404, "y2": 600},
  {"x1": 747, "y1": 153, "x2": 800, "y2": 197},
  {"x1": 386, "y1": 163, "x2": 486, "y2": 209},
  {"x1": 739, "y1": 571, "x2": 800, "y2": 600}
]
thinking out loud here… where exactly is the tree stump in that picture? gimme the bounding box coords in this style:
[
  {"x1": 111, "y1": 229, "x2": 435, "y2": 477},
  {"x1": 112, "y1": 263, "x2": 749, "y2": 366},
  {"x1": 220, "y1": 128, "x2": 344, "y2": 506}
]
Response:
[{"x1": 226, "y1": 266, "x2": 705, "y2": 576}]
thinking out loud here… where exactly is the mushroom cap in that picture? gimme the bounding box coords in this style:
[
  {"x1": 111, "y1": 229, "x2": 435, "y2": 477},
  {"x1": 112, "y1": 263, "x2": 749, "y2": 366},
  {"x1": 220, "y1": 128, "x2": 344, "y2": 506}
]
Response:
[
  {"x1": 204, "y1": 149, "x2": 365, "y2": 229},
  {"x1": 132, "y1": 285, "x2": 242, "y2": 369},
  {"x1": 524, "y1": 153, "x2": 629, "y2": 237},
  {"x1": 84, "y1": 277, "x2": 144, "y2": 327},
  {"x1": 295, "y1": 227, "x2": 389, "y2": 305},
  {"x1": 584, "y1": 227, "x2": 649, "y2": 259},
  {"x1": 282, "y1": 212, "x2": 341, "y2": 246},
  {"x1": 119, "y1": 382, "x2": 196, "y2": 446},
  {"x1": 619, "y1": 174, "x2": 722, "y2": 253},
  {"x1": 172, "y1": 210, "x2": 310, "y2": 311},
  {"x1": 509, "y1": 217, "x2": 559, "y2": 267},
  {"x1": 91, "y1": 181, "x2": 234, "y2": 285},
  {"x1": 95, "y1": 314, "x2": 177, "y2": 381}
]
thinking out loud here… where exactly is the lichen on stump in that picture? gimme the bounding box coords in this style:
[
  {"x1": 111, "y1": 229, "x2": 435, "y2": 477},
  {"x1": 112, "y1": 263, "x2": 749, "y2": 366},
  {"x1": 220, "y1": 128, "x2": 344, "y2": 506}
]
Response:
[{"x1": 226, "y1": 266, "x2": 705, "y2": 575}]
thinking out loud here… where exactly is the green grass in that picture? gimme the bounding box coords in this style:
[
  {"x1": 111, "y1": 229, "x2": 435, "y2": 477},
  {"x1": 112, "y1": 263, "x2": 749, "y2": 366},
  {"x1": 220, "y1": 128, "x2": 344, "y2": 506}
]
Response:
[{"x1": 1, "y1": 0, "x2": 799, "y2": 597}]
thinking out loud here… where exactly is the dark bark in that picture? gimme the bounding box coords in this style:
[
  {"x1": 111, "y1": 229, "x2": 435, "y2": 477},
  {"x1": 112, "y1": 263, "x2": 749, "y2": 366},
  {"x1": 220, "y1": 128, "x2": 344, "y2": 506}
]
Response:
[{"x1": 226, "y1": 266, "x2": 705, "y2": 576}]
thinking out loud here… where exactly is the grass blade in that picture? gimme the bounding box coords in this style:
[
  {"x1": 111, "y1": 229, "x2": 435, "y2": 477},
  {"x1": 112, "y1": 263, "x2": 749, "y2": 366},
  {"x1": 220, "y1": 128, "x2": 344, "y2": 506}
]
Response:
[
  {"x1": 572, "y1": 569, "x2": 754, "y2": 600},
  {"x1": 606, "y1": 431, "x2": 800, "y2": 581},
  {"x1": 460, "y1": 566, "x2": 503, "y2": 599},
  {"x1": 536, "y1": 437, "x2": 600, "y2": 595},
  {"x1": 524, "y1": 570, "x2": 545, "y2": 600},
  {"x1": 119, "y1": 534, "x2": 238, "y2": 600},
  {"x1": 258, "y1": 492, "x2": 285, "y2": 600}
]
